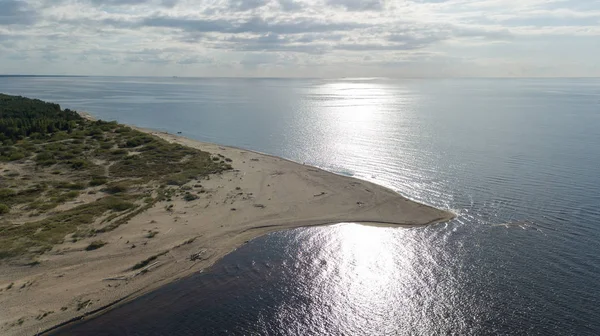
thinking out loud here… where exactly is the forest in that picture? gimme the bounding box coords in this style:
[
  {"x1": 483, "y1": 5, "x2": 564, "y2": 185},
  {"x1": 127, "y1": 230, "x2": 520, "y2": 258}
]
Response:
[{"x1": 0, "y1": 93, "x2": 81, "y2": 142}]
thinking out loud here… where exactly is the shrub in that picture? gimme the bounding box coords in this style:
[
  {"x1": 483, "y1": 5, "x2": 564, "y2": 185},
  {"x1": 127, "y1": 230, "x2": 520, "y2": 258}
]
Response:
[
  {"x1": 36, "y1": 152, "x2": 56, "y2": 166},
  {"x1": 89, "y1": 177, "x2": 108, "y2": 186},
  {"x1": 58, "y1": 152, "x2": 76, "y2": 160},
  {"x1": 0, "y1": 203, "x2": 9, "y2": 214},
  {"x1": 115, "y1": 127, "x2": 132, "y2": 134},
  {"x1": 9, "y1": 152, "x2": 25, "y2": 161},
  {"x1": 63, "y1": 191, "x2": 80, "y2": 199},
  {"x1": 183, "y1": 193, "x2": 198, "y2": 202},
  {"x1": 70, "y1": 159, "x2": 89, "y2": 170},
  {"x1": 35, "y1": 152, "x2": 54, "y2": 161},
  {"x1": 100, "y1": 142, "x2": 113, "y2": 149},
  {"x1": 105, "y1": 197, "x2": 134, "y2": 212},
  {"x1": 50, "y1": 131, "x2": 70, "y2": 141},
  {"x1": 0, "y1": 188, "x2": 16, "y2": 200},
  {"x1": 85, "y1": 128, "x2": 103, "y2": 137},
  {"x1": 71, "y1": 146, "x2": 84, "y2": 154},
  {"x1": 103, "y1": 183, "x2": 128, "y2": 194},
  {"x1": 122, "y1": 136, "x2": 152, "y2": 148},
  {"x1": 85, "y1": 241, "x2": 107, "y2": 251},
  {"x1": 110, "y1": 149, "x2": 127, "y2": 156}
]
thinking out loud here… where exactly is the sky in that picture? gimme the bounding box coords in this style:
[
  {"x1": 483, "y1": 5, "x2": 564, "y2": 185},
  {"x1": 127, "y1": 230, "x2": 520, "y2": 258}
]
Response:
[{"x1": 0, "y1": 0, "x2": 599, "y2": 77}]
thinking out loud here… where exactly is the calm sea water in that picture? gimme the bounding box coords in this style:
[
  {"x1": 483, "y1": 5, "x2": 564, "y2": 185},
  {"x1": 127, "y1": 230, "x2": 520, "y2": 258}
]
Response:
[{"x1": 1, "y1": 77, "x2": 599, "y2": 335}]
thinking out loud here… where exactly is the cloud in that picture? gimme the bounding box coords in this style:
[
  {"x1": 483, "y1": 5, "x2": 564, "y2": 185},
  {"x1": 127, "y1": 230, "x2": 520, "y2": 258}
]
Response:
[
  {"x1": 140, "y1": 15, "x2": 369, "y2": 34},
  {"x1": 228, "y1": 0, "x2": 268, "y2": 11},
  {"x1": 176, "y1": 56, "x2": 213, "y2": 64},
  {"x1": 278, "y1": 0, "x2": 303, "y2": 11},
  {"x1": 326, "y1": 0, "x2": 384, "y2": 11},
  {"x1": 1, "y1": 0, "x2": 600, "y2": 76},
  {"x1": 87, "y1": 0, "x2": 178, "y2": 7},
  {"x1": 0, "y1": 0, "x2": 38, "y2": 25}
]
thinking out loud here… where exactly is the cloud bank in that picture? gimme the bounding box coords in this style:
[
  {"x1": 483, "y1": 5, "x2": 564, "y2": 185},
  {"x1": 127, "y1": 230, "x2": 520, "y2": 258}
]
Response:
[{"x1": 0, "y1": 0, "x2": 599, "y2": 76}]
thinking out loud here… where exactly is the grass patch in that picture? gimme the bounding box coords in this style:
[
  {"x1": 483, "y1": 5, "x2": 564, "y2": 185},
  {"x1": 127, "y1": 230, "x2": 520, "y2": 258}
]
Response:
[
  {"x1": 0, "y1": 196, "x2": 135, "y2": 258},
  {"x1": 105, "y1": 197, "x2": 135, "y2": 212},
  {"x1": 0, "y1": 188, "x2": 16, "y2": 201},
  {"x1": 183, "y1": 193, "x2": 199, "y2": 202},
  {"x1": 102, "y1": 182, "x2": 129, "y2": 194},
  {"x1": 89, "y1": 177, "x2": 108, "y2": 186},
  {"x1": 85, "y1": 240, "x2": 107, "y2": 251}
]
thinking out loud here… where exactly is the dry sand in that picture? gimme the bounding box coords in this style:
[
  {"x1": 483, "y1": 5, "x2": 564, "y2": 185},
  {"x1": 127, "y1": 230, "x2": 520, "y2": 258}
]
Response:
[{"x1": 0, "y1": 126, "x2": 454, "y2": 336}]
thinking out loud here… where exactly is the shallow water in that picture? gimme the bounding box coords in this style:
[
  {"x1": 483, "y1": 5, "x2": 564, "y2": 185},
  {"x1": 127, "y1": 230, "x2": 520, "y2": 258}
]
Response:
[{"x1": 2, "y1": 77, "x2": 599, "y2": 335}]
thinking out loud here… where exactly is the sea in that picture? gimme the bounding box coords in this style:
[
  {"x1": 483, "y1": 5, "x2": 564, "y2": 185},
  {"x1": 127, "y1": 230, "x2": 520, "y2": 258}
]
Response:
[{"x1": 1, "y1": 77, "x2": 599, "y2": 335}]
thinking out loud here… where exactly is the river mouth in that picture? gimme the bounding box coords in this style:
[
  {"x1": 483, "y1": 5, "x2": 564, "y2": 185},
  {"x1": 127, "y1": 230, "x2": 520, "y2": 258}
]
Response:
[{"x1": 51, "y1": 218, "x2": 599, "y2": 335}]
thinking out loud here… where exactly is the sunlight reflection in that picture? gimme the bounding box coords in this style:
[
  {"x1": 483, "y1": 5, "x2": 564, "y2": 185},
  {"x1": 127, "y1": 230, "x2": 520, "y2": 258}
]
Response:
[
  {"x1": 309, "y1": 80, "x2": 427, "y2": 199},
  {"x1": 286, "y1": 223, "x2": 460, "y2": 335},
  {"x1": 316, "y1": 81, "x2": 393, "y2": 134}
]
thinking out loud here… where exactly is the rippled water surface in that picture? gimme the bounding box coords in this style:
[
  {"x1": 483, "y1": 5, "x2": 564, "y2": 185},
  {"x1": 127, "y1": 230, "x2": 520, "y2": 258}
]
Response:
[{"x1": 1, "y1": 77, "x2": 599, "y2": 335}]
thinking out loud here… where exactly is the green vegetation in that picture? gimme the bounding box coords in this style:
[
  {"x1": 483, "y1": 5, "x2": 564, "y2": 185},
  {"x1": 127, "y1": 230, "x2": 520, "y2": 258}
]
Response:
[
  {"x1": 102, "y1": 182, "x2": 129, "y2": 194},
  {"x1": 85, "y1": 240, "x2": 107, "y2": 251},
  {"x1": 0, "y1": 94, "x2": 80, "y2": 142},
  {"x1": 1, "y1": 197, "x2": 123, "y2": 258},
  {"x1": 105, "y1": 197, "x2": 135, "y2": 212},
  {"x1": 183, "y1": 192, "x2": 199, "y2": 202},
  {"x1": 0, "y1": 93, "x2": 232, "y2": 260},
  {"x1": 89, "y1": 177, "x2": 108, "y2": 186}
]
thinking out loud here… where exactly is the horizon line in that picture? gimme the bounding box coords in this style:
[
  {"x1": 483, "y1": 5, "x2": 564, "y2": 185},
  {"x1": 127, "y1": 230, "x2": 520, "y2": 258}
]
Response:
[{"x1": 1, "y1": 74, "x2": 600, "y2": 80}]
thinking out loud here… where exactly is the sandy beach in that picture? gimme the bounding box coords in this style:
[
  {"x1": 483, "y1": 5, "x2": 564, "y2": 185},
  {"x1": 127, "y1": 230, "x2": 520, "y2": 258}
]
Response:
[{"x1": 0, "y1": 123, "x2": 454, "y2": 336}]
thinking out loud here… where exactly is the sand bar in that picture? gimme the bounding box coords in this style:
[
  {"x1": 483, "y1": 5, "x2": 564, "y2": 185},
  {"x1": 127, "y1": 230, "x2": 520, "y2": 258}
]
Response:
[{"x1": 0, "y1": 121, "x2": 454, "y2": 336}]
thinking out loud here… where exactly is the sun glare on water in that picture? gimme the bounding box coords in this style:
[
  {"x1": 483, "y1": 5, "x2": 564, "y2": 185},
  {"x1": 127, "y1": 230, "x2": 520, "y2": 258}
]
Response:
[{"x1": 271, "y1": 223, "x2": 463, "y2": 335}]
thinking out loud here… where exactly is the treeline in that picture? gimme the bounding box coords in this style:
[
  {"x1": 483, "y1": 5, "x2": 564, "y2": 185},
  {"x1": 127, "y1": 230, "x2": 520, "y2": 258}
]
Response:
[{"x1": 0, "y1": 93, "x2": 82, "y2": 141}]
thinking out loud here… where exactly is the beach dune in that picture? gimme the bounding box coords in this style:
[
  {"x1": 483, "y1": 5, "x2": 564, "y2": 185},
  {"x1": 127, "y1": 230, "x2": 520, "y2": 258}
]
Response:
[{"x1": 0, "y1": 127, "x2": 453, "y2": 336}]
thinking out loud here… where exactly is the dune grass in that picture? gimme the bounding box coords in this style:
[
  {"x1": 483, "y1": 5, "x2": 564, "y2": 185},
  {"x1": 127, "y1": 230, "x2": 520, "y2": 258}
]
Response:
[{"x1": 0, "y1": 94, "x2": 233, "y2": 260}]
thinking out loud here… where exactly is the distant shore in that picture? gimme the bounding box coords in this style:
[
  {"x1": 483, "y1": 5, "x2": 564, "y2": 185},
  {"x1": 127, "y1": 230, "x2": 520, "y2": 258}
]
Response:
[{"x1": 1, "y1": 113, "x2": 454, "y2": 336}]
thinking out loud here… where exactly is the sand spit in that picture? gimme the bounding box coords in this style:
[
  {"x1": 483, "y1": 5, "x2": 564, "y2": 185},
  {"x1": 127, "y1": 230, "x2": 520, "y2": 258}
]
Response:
[{"x1": 0, "y1": 123, "x2": 454, "y2": 336}]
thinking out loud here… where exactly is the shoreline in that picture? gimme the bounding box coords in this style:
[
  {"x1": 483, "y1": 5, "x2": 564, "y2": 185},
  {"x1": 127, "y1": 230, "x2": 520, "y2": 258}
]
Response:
[{"x1": 1, "y1": 114, "x2": 454, "y2": 336}]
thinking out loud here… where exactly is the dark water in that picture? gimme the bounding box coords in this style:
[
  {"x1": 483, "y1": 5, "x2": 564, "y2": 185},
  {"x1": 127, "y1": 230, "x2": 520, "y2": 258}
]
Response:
[{"x1": 1, "y1": 77, "x2": 599, "y2": 335}]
